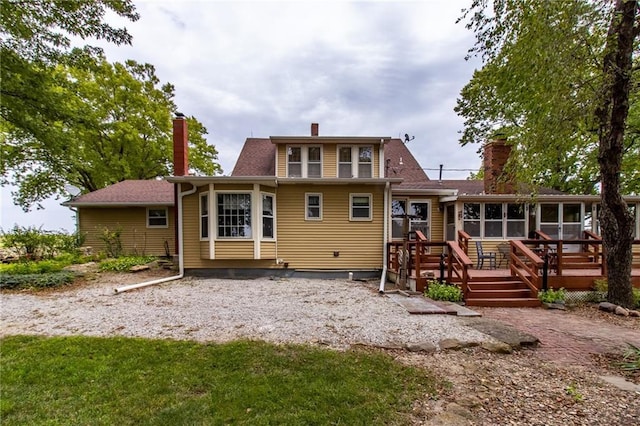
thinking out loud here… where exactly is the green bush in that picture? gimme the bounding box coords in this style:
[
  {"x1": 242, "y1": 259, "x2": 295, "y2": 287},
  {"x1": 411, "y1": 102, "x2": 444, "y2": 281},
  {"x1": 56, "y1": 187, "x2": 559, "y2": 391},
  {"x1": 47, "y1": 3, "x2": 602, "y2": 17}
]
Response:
[
  {"x1": 0, "y1": 226, "x2": 84, "y2": 260},
  {"x1": 633, "y1": 288, "x2": 640, "y2": 309},
  {"x1": 98, "y1": 227, "x2": 123, "y2": 258},
  {"x1": 99, "y1": 256, "x2": 156, "y2": 272},
  {"x1": 425, "y1": 280, "x2": 463, "y2": 302},
  {"x1": 538, "y1": 287, "x2": 567, "y2": 303},
  {"x1": 0, "y1": 272, "x2": 75, "y2": 290}
]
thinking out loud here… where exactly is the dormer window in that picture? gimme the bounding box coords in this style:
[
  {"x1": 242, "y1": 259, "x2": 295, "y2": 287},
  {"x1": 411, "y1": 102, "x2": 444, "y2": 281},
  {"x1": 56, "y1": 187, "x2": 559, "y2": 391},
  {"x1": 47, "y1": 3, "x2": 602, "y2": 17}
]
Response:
[
  {"x1": 338, "y1": 146, "x2": 374, "y2": 178},
  {"x1": 287, "y1": 146, "x2": 322, "y2": 178}
]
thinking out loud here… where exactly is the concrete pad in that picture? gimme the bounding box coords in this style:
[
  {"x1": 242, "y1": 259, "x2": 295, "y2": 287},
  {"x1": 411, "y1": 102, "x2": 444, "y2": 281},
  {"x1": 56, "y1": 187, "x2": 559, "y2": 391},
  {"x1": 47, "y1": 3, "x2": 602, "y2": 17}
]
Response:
[
  {"x1": 600, "y1": 375, "x2": 640, "y2": 392},
  {"x1": 386, "y1": 293, "x2": 451, "y2": 314},
  {"x1": 436, "y1": 301, "x2": 482, "y2": 317}
]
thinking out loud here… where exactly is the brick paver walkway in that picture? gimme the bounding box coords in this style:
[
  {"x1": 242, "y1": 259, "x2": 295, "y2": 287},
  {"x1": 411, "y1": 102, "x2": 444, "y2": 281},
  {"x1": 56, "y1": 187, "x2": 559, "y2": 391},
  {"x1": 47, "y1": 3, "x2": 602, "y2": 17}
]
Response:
[{"x1": 474, "y1": 307, "x2": 640, "y2": 367}]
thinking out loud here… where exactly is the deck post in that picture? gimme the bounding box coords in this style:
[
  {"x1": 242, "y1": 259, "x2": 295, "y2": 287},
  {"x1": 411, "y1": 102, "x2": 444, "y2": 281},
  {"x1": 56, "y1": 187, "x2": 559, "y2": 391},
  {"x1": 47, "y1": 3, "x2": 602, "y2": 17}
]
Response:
[
  {"x1": 439, "y1": 253, "x2": 445, "y2": 283},
  {"x1": 542, "y1": 254, "x2": 549, "y2": 291}
]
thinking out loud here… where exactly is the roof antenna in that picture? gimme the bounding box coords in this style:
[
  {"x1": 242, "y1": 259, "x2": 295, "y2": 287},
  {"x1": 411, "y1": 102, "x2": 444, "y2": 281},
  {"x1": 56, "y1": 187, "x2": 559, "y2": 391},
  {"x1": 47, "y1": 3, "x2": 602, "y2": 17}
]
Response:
[{"x1": 404, "y1": 133, "x2": 415, "y2": 144}]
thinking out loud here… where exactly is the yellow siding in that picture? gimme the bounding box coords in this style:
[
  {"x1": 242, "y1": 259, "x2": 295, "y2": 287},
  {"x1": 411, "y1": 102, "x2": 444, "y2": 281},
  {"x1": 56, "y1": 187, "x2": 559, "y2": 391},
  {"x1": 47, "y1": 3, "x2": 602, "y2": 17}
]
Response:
[
  {"x1": 261, "y1": 241, "x2": 277, "y2": 259},
  {"x1": 323, "y1": 144, "x2": 337, "y2": 177},
  {"x1": 79, "y1": 207, "x2": 175, "y2": 257},
  {"x1": 215, "y1": 241, "x2": 254, "y2": 259},
  {"x1": 182, "y1": 188, "x2": 202, "y2": 268},
  {"x1": 276, "y1": 184, "x2": 384, "y2": 269},
  {"x1": 430, "y1": 200, "x2": 444, "y2": 241},
  {"x1": 277, "y1": 145, "x2": 286, "y2": 177}
]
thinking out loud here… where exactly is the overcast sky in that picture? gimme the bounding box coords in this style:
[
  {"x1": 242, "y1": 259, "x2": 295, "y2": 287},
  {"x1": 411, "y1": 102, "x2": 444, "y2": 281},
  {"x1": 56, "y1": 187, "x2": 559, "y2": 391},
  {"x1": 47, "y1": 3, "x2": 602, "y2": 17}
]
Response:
[{"x1": 1, "y1": 0, "x2": 484, "y2": 233}]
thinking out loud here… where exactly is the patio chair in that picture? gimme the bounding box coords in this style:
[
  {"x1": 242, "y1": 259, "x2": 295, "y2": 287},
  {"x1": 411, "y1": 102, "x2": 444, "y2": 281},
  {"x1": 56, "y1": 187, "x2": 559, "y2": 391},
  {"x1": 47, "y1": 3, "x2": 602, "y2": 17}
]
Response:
[{"x1": 475, "y1": 241, "x2": 496, "y2": 269}]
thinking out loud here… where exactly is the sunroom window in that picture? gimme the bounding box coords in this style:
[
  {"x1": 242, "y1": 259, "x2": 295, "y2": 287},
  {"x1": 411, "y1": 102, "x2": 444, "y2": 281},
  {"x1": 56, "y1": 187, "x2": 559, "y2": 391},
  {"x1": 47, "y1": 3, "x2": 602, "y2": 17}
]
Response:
[
  {"x1": 262, "y1": 194, "x2": 274, "y2": 239},
  {"x1": 217, "y1": 193, "x2": 252, "y2": 238},
  {"x1": 463, "y1": 203, "x2": 481, "y2": 237}
]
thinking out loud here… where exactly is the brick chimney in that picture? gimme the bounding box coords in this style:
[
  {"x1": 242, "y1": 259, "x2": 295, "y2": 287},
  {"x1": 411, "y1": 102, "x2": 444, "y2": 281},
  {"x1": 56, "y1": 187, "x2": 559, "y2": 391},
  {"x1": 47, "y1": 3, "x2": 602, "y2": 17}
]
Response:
[
  {"x1": 483, "y1": 138, "x2": 514, "y2": 194},
  {"x1": 173, "y1": 114, "x2": 188, "y2": 176},
  {"x1": 311, "y1": 122, "x2": 319, "y2": 136}
]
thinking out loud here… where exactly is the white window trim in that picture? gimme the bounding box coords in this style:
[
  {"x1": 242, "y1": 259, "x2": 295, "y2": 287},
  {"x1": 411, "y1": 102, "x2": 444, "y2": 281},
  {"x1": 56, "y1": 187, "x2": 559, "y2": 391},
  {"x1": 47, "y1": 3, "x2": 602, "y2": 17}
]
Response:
[
  {"x1": 286, "y1": 145, "x2": 323, "y2": 178},
  {"x1": 408, "y1": 199, "x2": 431, "y2": 240},
  {"x1": 350, "y1": 193, "x2": 372, "y2": 221},
  {"x1": 463, "y1": 202, "x2": 529, "y2": 240},
  {"x1": 305, "y1": 193, "x2": 323, "y2": 221},
  {"x1": 146, "y1": 207, "x2": 168, "y2": 228},
  {"x1": 337, "y1": 145, "x2": 374, "y2": 178},
  {"x1": 199, "y1": 192, "x2": 209, "y2": 241},
  {"x1": 261, "y1": 192, "x2": 276, "y2": 240},
  {"x1": 214, "y1": 191, "x2": 253, "y2": 240}
]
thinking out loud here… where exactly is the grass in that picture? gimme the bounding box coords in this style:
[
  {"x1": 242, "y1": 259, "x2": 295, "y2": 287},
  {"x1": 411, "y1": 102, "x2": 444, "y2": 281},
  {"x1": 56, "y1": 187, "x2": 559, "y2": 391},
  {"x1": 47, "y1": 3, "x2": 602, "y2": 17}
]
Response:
[{"x1": 0, "y1": 336, "x2": 438, "y2": 425}]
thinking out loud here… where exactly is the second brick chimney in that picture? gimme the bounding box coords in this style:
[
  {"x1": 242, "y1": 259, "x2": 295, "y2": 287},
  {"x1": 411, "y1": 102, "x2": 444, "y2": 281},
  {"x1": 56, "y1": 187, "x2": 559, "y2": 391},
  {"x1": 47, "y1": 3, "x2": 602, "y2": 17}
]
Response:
[
  {"x1": 311, "y1": 123, "x2": 319, "y2": 136},
  {"x1": 173, "y1": 114, "x2": 189, "y2": 176},
  {"x1": 483, "y1": 138, "x2": 514, "y2": 194}
]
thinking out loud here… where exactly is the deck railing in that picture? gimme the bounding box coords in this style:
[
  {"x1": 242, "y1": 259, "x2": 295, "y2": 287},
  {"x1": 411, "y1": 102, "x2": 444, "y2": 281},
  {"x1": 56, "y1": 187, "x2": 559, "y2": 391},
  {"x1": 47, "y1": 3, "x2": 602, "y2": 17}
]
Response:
[
  {"x1": 447, "y1": 240, "x2": 473, "y2": 296},
  {"x1": 508, "y1": 240, "x2": 544, "y2": 296},
  {"x1": 457, "y1": 230, "x2": 471, "y2": 255}
]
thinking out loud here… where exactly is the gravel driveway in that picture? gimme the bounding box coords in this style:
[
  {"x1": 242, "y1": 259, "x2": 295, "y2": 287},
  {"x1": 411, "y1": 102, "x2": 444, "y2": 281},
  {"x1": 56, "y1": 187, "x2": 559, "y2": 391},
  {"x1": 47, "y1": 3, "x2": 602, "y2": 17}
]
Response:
[{"x1": 0, "y1": 275, "x2": 493, "y2": 349}]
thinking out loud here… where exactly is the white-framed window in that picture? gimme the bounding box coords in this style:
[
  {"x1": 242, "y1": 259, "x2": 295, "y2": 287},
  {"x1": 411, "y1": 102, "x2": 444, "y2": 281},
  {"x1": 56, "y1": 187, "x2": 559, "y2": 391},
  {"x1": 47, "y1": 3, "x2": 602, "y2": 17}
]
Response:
[
  {"x1": 147, "y1": 207, "x2": 168, "y2": 228},
  {"x1": 262, "y1": 193, "x2": 274, "y2": 239},
  {"x1": 287, "y1": 145, "x2": 322, "y2": 178},
  {"x1": 338, "y1": 145, "x2": 374, "y2": 178},
  {"x1": 217, "y1": 193, "x2": 252, "y2": 238},
  {"x1": 409, "y1": 200, "x2": 430, "y2": 237},
  {"x1": 350, "y1": 194, "x2": 372, "y2": 221},
  {"x1": 338, "y1": 146, "x2": 352, "y2": 178},
  {"x1": 358, "y1": 146, "x2": 372, "y2": 178},
  {"x1": 200, "y1": 193, "x2": 209, "y2": 240},
  {"x1": 391, "y1": 198, "x2": 406, "y2": 239},
  {"x1": 463, "y1": 202, "x2": 528, "y2": 239},
  {"x1": 306, "y1": 193, "x2": 322, "y2": 220}
]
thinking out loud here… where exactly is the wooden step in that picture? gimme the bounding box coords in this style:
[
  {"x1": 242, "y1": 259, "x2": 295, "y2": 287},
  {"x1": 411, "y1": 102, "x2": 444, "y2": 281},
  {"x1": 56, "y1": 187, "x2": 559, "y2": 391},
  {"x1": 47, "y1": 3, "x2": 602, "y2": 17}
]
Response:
[
  {"x1": 467, "y1": 280, "x2": 528, "y2": 290},
  {"x1": 464, "y1": 297, "x2": 541, "y2": 308},
  {"x1": 466, "y1": 288, "x2": 533, "y2": 299}
]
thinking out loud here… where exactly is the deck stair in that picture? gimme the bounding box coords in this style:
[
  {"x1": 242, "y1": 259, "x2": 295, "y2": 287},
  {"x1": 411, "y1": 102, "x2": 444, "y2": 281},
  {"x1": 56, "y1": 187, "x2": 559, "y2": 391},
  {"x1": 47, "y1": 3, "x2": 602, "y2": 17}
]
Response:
[{"x1": 463, "y1": 276, "x2": 541, "y2": 307}]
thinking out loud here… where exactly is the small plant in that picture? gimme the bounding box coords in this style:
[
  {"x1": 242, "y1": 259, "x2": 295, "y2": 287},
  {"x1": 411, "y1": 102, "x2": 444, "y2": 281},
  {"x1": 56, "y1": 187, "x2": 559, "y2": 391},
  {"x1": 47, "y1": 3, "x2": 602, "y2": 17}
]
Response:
[
  {"x1": 99, "y1": 256, "x2": 156, "y2": 272},
  {"x1": 621, "y1": 343, "x2": 640, "y2": 371},
  {"x1": 538, "y1": 287, "x2": 566, "y2": 304},
  {"x1": 98, "y1": 227, "x2": 123, "y2": 258},
  {"x1": 593, "y1": 279, "x2": 608, "y2": 293},
  {"x1": 425, "y1": 280, "x2": 463, "y2": 302},
  {"x1": 565, "y1": 383, "x2": 583, "y2": 402},
  {"x1": 633, "y1": 288, "x2": 640, "y2": 309},
  {"x1": 0, "y1": 271, "x2": 75, "y2": 290}
]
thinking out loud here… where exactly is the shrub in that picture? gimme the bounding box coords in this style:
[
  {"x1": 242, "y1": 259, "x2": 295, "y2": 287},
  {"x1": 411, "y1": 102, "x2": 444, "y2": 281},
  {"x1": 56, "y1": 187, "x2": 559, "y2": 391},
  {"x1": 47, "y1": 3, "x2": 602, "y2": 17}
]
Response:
[
  {"x1": 98, "y1": 227, "x2": 123, "y2": 258},
  {"x1": 633, "y1": 288, "x2": 640, "y2": 309},
  {"x1": 425, "y1": 280, "x2": 463, "y2": 302},
  {"x1": 621, "y1": 343, "x2": 640, "y2": 371},
  {"x1": 538, "y1": 287, "x2": 567, "y2": 304},
  {"x1": 0, "y1": 272, "x2": 75, "y2": 290},
  {"x1": 99, "y1": 256, "x2": 156, "y2": 272},
  {"x1": 0, "y1": 226, "x2": 84, "y2": 260}
]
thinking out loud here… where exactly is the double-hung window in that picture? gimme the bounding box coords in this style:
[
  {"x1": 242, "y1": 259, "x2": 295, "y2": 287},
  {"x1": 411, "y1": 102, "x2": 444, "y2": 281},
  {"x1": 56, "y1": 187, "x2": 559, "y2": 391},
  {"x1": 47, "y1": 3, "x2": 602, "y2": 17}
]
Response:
[
  {"x1": 463, "y1": 203, "x2": 481, "y2": 237},
  {"x1": 306, "y1": 193, "x2": 322, "y2": 220},
  {"x1": 287, "y1": 146, "x2": 322, "y2": 177},
  {"x1": 217, "y1": 193, "x2": 252, "y2": 238},
  {"x1": 338, "y1": 146, "x2": 374, "y2": 178},
  {"x1": 262, "y1": 194, "x2": 274, "y2": 239},
  {"x1": 200, "y1": 193, "x2": 209, "y2": 239},
  {"x1": 350, "y1": 194, "x2": 372, "y2": 220},
  {"x1": 147, "y1": 208, "x2": 168, "y2": 228}
]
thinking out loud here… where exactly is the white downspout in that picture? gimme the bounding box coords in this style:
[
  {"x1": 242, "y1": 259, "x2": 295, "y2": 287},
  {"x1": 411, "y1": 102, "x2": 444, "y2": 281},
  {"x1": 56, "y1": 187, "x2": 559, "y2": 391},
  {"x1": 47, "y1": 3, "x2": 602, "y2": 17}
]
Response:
[
  {"x1": 379, "y1": 181, "x2": 389, "y2": 294},
  {"x1": 114, "y1": 183, "x2": 197, "y2": 294}
]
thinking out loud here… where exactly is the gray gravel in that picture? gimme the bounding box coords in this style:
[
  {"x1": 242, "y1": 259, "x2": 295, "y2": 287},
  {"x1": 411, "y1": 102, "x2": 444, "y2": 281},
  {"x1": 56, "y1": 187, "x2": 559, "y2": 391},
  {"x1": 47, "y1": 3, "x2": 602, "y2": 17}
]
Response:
[{"x1": 0, "y1": 276, "x2": 494, "y2": 349}]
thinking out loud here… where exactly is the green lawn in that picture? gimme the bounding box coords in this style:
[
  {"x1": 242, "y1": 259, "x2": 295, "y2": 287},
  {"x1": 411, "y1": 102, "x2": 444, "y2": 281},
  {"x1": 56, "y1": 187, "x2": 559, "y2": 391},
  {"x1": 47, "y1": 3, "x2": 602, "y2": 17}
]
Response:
[{"x1": 1, "y1": 336, "x2": 439, "y2": 425}]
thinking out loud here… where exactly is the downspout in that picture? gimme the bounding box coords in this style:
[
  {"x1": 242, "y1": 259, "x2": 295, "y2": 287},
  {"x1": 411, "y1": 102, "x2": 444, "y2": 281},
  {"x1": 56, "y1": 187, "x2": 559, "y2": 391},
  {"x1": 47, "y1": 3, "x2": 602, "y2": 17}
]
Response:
[
  {"x1": 114, "y1": 183, "x2": 197, "y2": 293},
  {"x1": 379, "y1": 181, "x2": 389, "y2": 294}
]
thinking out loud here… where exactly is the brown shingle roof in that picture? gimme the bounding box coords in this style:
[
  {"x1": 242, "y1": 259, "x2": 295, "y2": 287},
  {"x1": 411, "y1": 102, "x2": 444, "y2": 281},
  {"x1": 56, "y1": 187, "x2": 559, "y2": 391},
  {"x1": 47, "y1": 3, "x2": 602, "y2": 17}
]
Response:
[
  {"x1": 63, "y1": 180, "x2": 174, "y2": 206},
  {"x1": 384, "y1": 138, "x2": 429, "y2": 186},
  {"x1": 231, "y1": 138, "x2": 275, "y2": 176}
]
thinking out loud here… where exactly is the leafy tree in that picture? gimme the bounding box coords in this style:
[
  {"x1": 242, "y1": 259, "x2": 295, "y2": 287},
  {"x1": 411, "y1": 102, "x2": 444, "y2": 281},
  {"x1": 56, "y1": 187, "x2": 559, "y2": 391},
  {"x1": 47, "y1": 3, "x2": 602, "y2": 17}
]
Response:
[
  {"x1": 2, "y1": 55, "x2": 222, "y2": 207},
  {"x1": 458, "y1": 0, "x2": 639, "y2": 308},
  {"x1": 1, "y1": 0, "x2": 221, "y2": 208}
]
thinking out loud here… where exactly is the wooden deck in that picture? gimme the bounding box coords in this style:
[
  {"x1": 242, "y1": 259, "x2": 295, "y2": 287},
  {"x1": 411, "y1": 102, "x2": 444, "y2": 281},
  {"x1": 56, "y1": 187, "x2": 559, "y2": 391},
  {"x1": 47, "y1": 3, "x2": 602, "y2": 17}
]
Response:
[{"x1": 387, "y1": 231, "x2": 640, "y2": 307}]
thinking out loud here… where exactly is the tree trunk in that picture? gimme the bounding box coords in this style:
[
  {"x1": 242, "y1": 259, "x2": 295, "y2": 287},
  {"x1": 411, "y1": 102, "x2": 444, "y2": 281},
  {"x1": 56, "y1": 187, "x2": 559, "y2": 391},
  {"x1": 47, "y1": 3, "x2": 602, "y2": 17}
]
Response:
[{"x1": 596, "y1": 0, "x2": 638, "y2": 309}]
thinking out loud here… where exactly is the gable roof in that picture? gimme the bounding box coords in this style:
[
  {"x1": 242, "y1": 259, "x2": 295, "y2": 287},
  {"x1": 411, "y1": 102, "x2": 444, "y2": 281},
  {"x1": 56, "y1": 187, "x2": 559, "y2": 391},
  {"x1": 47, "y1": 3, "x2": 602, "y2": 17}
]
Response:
[
  {"x1": 384, "y1": 138, "x2": 429, "y2": 187},
  {"x1": 62, "y1": 180, "x2": 174, "y2": 207},
  {"x1": 231, "y1": 138, "x2": 276, "y2": 176}
]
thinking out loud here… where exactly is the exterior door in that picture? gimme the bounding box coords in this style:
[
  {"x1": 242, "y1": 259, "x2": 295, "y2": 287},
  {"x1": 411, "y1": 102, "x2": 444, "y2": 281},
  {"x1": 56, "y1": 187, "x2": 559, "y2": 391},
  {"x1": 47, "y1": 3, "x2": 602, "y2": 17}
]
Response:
[{"x1": 538, "y1": 203, "x2": 583, "y2": 242}]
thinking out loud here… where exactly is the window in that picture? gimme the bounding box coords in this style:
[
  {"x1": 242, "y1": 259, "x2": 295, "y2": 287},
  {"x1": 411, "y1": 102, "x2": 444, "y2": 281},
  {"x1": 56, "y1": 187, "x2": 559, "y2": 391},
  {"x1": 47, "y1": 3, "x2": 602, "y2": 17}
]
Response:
[
  {"x1": 484, "y1": 203, "x2": 503, "y2": 238},
  {"x1": 308, "y1": 147, "x2": 321, "y2": 178},
  {"x1": 506, "y1": 203, "x2": 525, "y2": 237},
  {"x1": 410, "y1": 201, "x2": 429, "y2": 237},
  {"x1": 463, "y1": 203, "x2": 481, "y2": 237},
  {"x1": 338, "y1": 147, "x2": 352, "y2": 178},
  {"x1": 287, "y1": 146, "x2": 322, "y2": 177},
  {"x1": 338, "y1": 146, "x2": 374, "y2": 178},
  {"x1": 358, "y1": 146, "x2": 372, "y2": 178},
  {"x1": 200, "y1": 193, "x2": 209, "y2": 239},
  {"x1": 287, "y1": 147, "x2": 302, "y2": 177},
  {"x1": 262, "y1": 194, "x2": 274, "y2": 239},
  {"x1": 147, "y1": 208, "x2": 168, "y2": 228},
  {"x1": 306, "y1": 193, "x2": 322, "y2": 220},
  {"x1": 350, "y1": 194, "x2": 372, "y2": 220},
  {"x1": 217, "y1": 193, "x2": 252, "y2": 238},
  {"x1": 391, "y1": 199, "x2": 406, "y2": 238}
]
